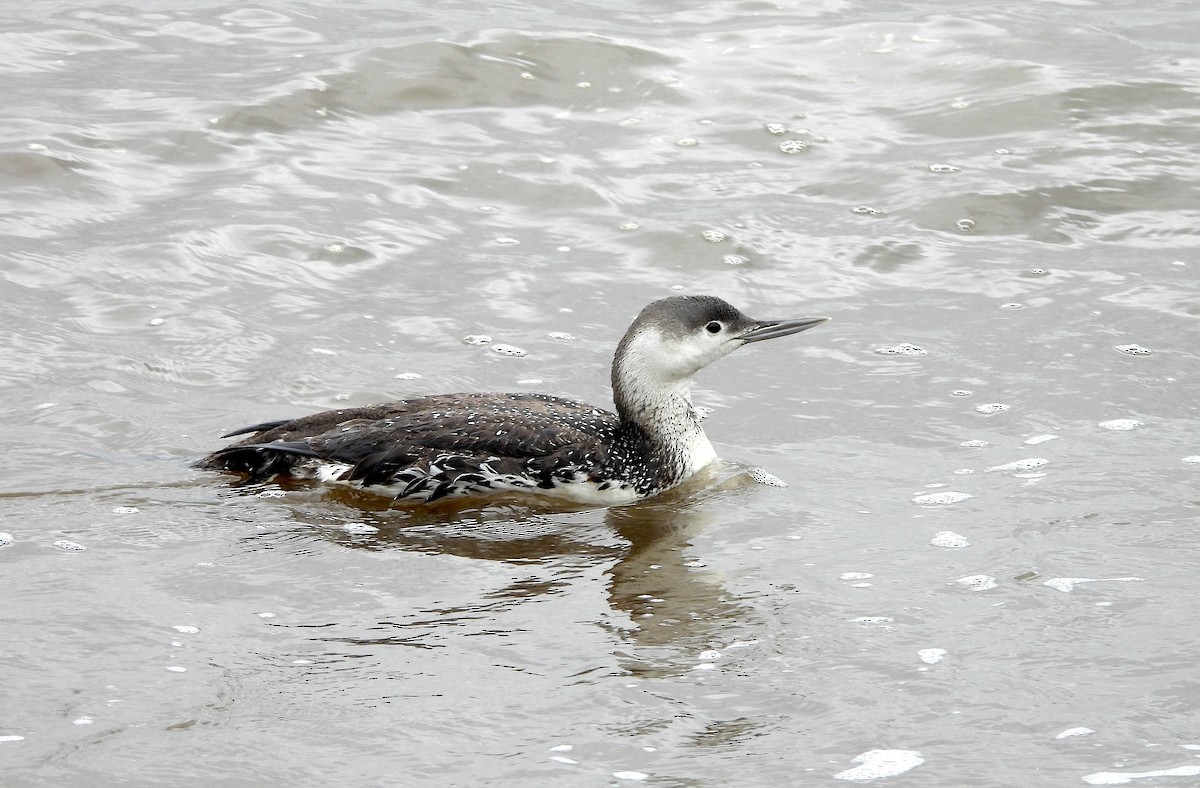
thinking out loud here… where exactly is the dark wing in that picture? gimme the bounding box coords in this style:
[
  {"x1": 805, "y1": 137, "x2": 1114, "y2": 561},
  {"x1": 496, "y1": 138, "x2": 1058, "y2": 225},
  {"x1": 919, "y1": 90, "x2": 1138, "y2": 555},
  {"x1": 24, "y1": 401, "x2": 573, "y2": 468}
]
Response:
[{"x1": 197, "y1": 393, "x2": 621, "y2": 498}]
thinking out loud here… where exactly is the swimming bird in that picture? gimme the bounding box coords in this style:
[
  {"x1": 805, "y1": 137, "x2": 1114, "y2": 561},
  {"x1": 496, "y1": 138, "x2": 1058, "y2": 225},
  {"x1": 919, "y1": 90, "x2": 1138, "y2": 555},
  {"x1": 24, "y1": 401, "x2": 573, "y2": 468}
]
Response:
[{"x1": 197, "y1": 295, "x2": 828, "y2": 505}]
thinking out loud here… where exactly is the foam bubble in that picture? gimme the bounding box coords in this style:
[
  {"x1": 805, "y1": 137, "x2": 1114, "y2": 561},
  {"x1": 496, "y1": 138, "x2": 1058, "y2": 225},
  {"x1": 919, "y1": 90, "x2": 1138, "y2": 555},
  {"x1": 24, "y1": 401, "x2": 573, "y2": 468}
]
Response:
[
  {"x1": 1114, "y1": 344, "x2": 1152, "y2": 356},
  {"x1": 165, "y1": 666, "x2": 187, "y2": 673},
  {"x1": 491, "y1": 344, "x2": 528, "y2": 357},
  {"x1": 1055, "y1": 727, "x2": 1095, "y2": 739},
  {"x1": 548, "y1": 332, "x2": 576, "y2": 341},
  {"x1": 954, "y1": 574, "x2": 997, "y2": 590},
  {"x1": 960, "y1": 439, "x2": 989, "y2": 448},
  {"x1": 975, "y1": 403, "x2": 1009, "y2": 414},
  {"x1": 54, "y1": 540, "x2": 85, "y2": 551},
  {"x1": 112, "y1": 506, "x2": 139, "y2": 514},
  {"x1": 874, "y1": 343, "x2": 927, "y2": 356},
  {"x1": 840, "y1": 572, "x2": 874, "y2": 581},
  {"x1": 612, "y1": 771, "x2": 650, "y2": 781},
  {"x1": 0, "y1": 735, "x2": 26, "y2": 742},
  {"x1": 1043, "y1": 576, "x2": 1145, "y2": 593},
  {"x1": 849, "y1": 616, "x2": 893, "y2": 625},
  {"x1": 1183, "y1": 456, "x2": 1200, "y2": 464},
  {"x1": 1083, "y1": 764, "x2": 1200, "y2": 785},
  {"x1": 463, "y1": 335, "x2": 491, "y2": 346},
  {"x1": 674, "y1": 137, "x2": 699, "y2": 147},
  {"x1": 765, "y1": 123, "x2": 787, "y2": 135},
  {"x1": 834, "y1": 749, "x2": 925, "y2": 781},
  {"x1": 918, "y1": 648, "x2": 947, "y2": 664},
  {"x1": 701, "y1": 229, "x2": 726, "y2": 243},
  {"x1": 779, "y1": 140, "x2": 808, "y2": 154},
  {"x1": 929, "y1": 164, "x2": 959, "y2": 173},
  {"x1": 1099, "y1": 419, "x2": 1143, "y2": 431},
  {"x1": 912, "y1": 491, "x2": 973, "y2": 505},
  {"x1": 986, "y1": 458, "x2": 1048, "y2": 472},
  {"x1": 723, "y1": 254, "x2": 748, "y2": 266},
  {"x1": 1025, "y1": 434, "x2": 1058, "y2": 445},
  {"x1": 172, "y1": 625, "x2": 200, "y2": 634},
  {"x1": 930, "y1": 531, "x2": 970, "y2": 548},
  {"x1": 852, "y1": 206, "x2": 882, "y2": 215},
  {"x1": 394, "y1": 372, "x2": 423, "y2": 380},
  {"x1": 0, "y1": 533, "x2": 12, "y2": 547}
]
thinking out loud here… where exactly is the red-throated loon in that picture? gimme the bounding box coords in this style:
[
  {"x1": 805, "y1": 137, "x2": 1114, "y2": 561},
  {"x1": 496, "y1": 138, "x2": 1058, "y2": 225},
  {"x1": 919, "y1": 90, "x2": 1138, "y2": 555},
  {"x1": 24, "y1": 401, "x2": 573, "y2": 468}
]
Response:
[{"x1": 197, "y1": 295, "x2": 828, "y2": 505}]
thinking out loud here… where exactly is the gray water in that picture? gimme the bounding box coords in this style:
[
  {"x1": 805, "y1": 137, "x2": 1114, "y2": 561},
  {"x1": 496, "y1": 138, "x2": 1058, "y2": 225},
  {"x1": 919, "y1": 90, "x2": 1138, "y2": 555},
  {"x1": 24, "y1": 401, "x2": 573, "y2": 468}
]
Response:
[{"x1": 2, "y1": 1, "x2": 1199, "y2": 785}]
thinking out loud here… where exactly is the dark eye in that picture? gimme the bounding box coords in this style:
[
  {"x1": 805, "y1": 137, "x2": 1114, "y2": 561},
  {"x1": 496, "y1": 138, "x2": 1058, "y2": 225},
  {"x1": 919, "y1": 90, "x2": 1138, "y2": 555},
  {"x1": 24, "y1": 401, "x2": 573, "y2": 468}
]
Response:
[{"x1": 705, "y1": 321, "x2": 722, "y2": 334}]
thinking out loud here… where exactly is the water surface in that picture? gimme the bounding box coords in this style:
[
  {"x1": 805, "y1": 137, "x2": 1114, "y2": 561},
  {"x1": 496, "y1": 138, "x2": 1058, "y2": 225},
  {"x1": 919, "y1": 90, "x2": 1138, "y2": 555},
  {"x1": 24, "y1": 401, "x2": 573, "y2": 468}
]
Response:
[{"x1": 2, "y1": 1, "x2": 1199, "y2": 785}]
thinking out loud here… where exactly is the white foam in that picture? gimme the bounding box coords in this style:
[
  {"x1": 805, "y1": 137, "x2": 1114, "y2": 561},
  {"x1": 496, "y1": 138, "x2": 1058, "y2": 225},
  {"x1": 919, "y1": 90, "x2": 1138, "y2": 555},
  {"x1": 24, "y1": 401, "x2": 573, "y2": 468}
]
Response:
[
  {"x1": 612, "y1": 771, "x2": 649, "y2": 781},
  {"x1": 986, "y1": 458, "x2": 1048, "y2": 472},
  {"x1": 849, "y1": 616, "x2": 893, "y2": 625},
  {"x1": 954, "y1": 575, "x2": 998, "y2": 590},
  {"x1": 172, "y1": 625, "x2": 200, "y2": 634},
  {"x1": 1099, "y1": 419, "x2": 1144, "y2": 431},
  {"x1": 918, "y1": 648, "x2": 947, "y2": 664},
  {"x1": 1044, "y1": 576, "x2": 1145, "y2": 593},
  {"x1": 1083, "y1": 764, "x2": 1200, "y2": 785},
  {"x1": 1025, "y1": 434, "x2": 1058, "y2": 445},
  {"x1": 0, "y1": 735, "x2": 26, "y2": 742},
  {"x1": 54, "y1": 540, "x2": 85, "y2": 551},
  {"x1": 930, "y1": 531, "x2": 970, "y2": 548},
  {"x1": 840, "y1": 572, "x2": 874, "y2": 580},
  {"x1": 834, "y1": 749, "x2": 925, "y2": 781},
  {"x1": 491, "y1": 343, "x2": 527, "y2": 357},
  {"x1": 913, "y1": 491, "x2": 973, "y2": 505},
  {"x1": 1182, "y1": 456, "x2": 1200, "y2": 464},
  {"x1": 1055, "y1": 726, "x2": 1095, "y2": 739},
  {"x1": 960, "y1": 439, "x2": 990, "y2": 448},
  {"x1": 874, "y1": 343, "x2": 927, "y2": 356},
  {"x1": 975, "y1": 403, "x2": 1009, "y2": 414},
  {"x1": 0, "y1": 532, "x2": 12, "y2": 547}
]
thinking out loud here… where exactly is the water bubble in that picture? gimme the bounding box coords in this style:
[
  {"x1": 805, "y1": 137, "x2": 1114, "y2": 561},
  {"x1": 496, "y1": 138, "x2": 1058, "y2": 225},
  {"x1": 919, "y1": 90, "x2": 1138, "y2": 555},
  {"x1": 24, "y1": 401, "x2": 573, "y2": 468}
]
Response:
[
  {"x1": 698, "y1": 650, "x2": 721, "y2": 661},
  {"x1": 722, "y1": 254, "x2": 748, "y2": 265},
  {"x1": 675, "y1": 137, "x2": 699, "y2": 147},
  {"x1": 491, "y1": 344, "x2": 528, "y2": 357},
  {"x1": 956, "y1": 218, "x2": 975, "y2": 232},
  {"x1": 1055, "y1": 727, "x2": 1096, "y2": 739},
  {"x1": 310, "y1": 347, "x2": 336, "y2": 355},
  {"x1": 165, "y1": 666, "x2": 187, "y2": 673},
  {"x1": 1114, "y1": 344, "x2": 1152, "y2": 355},
  {"x1": 849, "y1": 616, "x2": 893, "y2": 625},
  {"x1": 975, "y1": 403, "x2": 1009, "y2": 414},
  {"x1": 1182, "y1": 456, "x2": 1200, "y2": 464},
  {"x1": 951, "y1": 389, "x2": 973, "y2": 397},
  {"x1": 779, "y1": 139, "x2": 808, "y2": 154},
  {"x1": 619, "y1": 221, "x2": 639, "y2": 230},
  {"x1": 874, "y1": 343, "x2": 927, "y2": 356},
  {"x1": 172, "y1": 625, "x2": 200, "y2": 634},
  {"x1": 986, "y1": 458, "x2": 1048, "y2": 472},
  {"x1": 54, "y1": 540, "x2": 86, "y2": 551},
  {"x1": 257, "y1": 490, "x2": 285, "y2": 498},
  {"x1": 494, "y1": 237, "x2": 519, "y2": 246},
  {"x1": 576, "y1": 81, "x2": 591, "y2": 88},
  {"x1": 1099, "y1": 419, "x2": 1143, "y2": 431},
  {"x1": 913, "y1": 491, "x2": 973, "y2": 505},
  {"x1": 840, "y1": 572, "x2": 874, "y2": 581},
  {"x1": 0, "y1": 735, "x2": 26, "y2": 742},
  {"x1": 1043, "y1": 576, "x2": 1144, "y2": 593},
  {"x1": 929, "y1": 164, "x2": 960, "y2": 173},
  {"x1": 148, "y1": 317, "x2": 165, "y2": 326},
  {"x1": 72, "y1": 718, "x2": 94, "y2": 725},
  {"x1": 0, "y1": 533, "x2": 13, "y2": 547},
  {"x1": 834, "y1": 750, "x2": 925, "y2": 781},
  {"x1": 256, "y1": 612, "x2": 277, "y2": 619},
  {"x1": 701, "y1": 229, "x2": 727, "y2": 243},
  {"x1": 930, "y1": 531, "x2": 970, "y2": 548},
  {"x1": 548, "y1": 332, "x2": 575, "y2": 341},
  {"x1": 1000, "y1": 303, "x2": 1024, "y2": 310},
  {"x1": 612, "y1": 772, "x2": 650, "y2": 781},
  {"x1": 918, "y1": 648, "x2": 947, "y2": 664},
  {"x1": 342, "y1": 523, "x2": 378, "y2": 535},
  {"x1": 463, "y1": 335, "x2": 492, "y2": 346},
  {"x1": 852, "y1": 206, "x2": 882, "y2": 215},
  {"x1": 394, "y1": 372, "x2": 423, "y2": 380},
  {"x1": 954, "y1": 574, "x2": 997, "y2": 590},
  {"x1": 477, "y1": 205, "x2": 497, "y2": 213},
  {"x1": 765, "y1": 122, "x2": 787, "y2": 135}
]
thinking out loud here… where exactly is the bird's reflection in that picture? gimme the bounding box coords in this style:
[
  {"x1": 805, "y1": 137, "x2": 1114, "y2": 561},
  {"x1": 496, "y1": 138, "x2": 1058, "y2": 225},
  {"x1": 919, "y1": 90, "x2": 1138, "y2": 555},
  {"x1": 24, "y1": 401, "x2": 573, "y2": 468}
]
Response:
[{"x1": 243, "y1": 462, "x2": 763, "y2": 676}]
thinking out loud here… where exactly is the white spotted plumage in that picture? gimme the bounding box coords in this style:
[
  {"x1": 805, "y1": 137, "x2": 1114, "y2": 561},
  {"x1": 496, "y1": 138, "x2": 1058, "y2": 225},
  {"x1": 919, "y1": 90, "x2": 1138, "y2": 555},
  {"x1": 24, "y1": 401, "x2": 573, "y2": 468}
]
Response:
[{"x1": 198, "y1": 295, "x2": 828, "y2": 505}]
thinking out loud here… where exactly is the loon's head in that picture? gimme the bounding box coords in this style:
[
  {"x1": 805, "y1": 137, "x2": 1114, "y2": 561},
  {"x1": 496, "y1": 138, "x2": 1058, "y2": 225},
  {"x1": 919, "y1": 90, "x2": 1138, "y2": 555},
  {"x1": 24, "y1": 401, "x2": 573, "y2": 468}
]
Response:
[{"x1": 611, "y1": 295, "x2": 828, "y2": 421}]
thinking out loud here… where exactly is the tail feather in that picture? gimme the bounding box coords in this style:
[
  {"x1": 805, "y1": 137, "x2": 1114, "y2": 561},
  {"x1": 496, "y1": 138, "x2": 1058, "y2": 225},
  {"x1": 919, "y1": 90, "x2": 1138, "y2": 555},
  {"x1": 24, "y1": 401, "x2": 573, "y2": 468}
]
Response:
[{"x1": 196, "y1": 441, "x2": 321, "y2": 482}]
